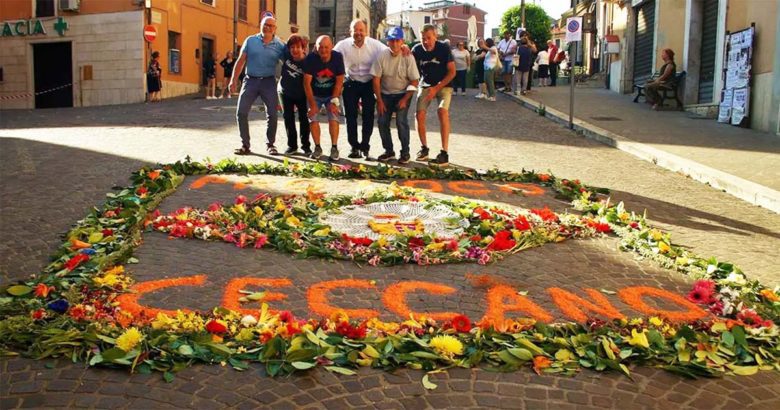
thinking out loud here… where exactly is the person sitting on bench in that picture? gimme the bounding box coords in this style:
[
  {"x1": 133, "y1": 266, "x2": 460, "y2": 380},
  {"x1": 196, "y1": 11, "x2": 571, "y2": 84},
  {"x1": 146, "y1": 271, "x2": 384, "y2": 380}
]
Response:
[{"x1": 645, "y1": 49, "x2": 677, "y2": 110}]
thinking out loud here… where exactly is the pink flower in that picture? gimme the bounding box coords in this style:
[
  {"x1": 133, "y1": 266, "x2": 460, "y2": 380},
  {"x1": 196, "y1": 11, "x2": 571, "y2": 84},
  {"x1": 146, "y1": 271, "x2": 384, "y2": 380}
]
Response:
[
  {"x1": 235, "y1": 195, "x2": 247, "y2": 205},
  {"x1": 207, "y1": 202, "x2": 222, "y2": 212},
  {"x1": 687, "y1": 280, "x2": 717, "y2": 305},
  {"x1": 254, "y1": 234, "x2": 268, "y2": 248},
  {"x1": 278, "y1": 310, "x2": 295, "y2": 323}
]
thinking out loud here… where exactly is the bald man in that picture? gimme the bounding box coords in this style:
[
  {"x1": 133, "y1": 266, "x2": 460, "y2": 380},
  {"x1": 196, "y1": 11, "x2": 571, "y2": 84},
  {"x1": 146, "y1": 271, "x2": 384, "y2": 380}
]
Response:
[
  {"x1": 303, "y1": 35, "x2": 345, "y2": 162},
  {"x1": 229, "y1": 16, "x2": 286, "y2": 156}
]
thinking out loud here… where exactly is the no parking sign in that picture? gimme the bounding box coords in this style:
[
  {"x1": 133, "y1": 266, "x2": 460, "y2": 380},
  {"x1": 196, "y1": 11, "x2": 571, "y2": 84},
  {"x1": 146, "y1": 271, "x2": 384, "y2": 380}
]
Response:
[{"x1": 565, "y1": 17, "x2": 582, "y2": 42}]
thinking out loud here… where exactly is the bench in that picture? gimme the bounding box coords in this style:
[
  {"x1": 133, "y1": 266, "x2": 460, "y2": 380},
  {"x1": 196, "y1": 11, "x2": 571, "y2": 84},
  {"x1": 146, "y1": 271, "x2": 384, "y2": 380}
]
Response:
[{"x1": 633, "y1": 71, "x2": 686, "y2": 109}]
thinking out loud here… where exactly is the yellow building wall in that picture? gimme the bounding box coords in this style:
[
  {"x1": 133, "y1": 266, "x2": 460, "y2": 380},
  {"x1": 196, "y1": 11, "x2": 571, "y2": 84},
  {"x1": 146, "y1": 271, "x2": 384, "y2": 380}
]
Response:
[
  {"x1": 726, "y1": 0, "x2": 776, "y2": 74},
  {"x1": 654, "y1": 0, "x2": 687, "y2": 70},
  {"x1": 276, "y1": 0, "x2": 310, "y2": 41},
  {"x1": 146, "y1": 0, "x2": 277, "y2": 94}
]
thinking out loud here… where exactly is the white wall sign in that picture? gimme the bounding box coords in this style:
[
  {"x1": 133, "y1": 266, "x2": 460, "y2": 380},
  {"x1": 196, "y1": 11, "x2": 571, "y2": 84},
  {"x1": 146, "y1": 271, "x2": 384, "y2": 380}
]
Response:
[{"x1": 565, "y1": 17, "x2": 582, "y2": 43}]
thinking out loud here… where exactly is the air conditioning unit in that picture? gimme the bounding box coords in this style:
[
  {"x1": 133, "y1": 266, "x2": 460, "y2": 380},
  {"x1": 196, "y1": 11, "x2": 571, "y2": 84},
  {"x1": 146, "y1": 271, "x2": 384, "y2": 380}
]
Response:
[{"x1": 60, "y1": 0, "x2": 81, "y2": 11}]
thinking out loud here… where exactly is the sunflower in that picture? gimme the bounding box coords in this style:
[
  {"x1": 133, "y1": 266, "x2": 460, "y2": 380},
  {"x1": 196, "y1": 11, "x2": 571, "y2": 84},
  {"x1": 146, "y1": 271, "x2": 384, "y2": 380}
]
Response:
[
  {"x1": 116, "y1": 327, "x2": 144, "y2": 352},
  {"x1": 429, "y1": 335, "x2": 464, "y2": 357}
]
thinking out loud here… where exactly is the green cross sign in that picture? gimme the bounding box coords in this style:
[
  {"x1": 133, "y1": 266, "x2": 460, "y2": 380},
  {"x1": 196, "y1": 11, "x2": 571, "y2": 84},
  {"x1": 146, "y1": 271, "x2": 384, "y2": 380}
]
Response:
[{"x1": 53, "y1": 16, "x2": 68, "y2": 36}]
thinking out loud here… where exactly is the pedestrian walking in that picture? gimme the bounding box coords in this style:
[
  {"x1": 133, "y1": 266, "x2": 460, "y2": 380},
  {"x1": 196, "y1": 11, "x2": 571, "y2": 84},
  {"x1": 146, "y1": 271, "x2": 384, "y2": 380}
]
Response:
[
  {"x1": 219, "y1": 51, "x2": 235, "y2": 98},
  {"x1": 229, "y1": 16, "x2": 287, "y2": 156},
  {"x1": 473, "y1": 39, "x2": 488, "y2": 99},
  {"x1": 146, "y1": 51, "x2": 162, "y2": 102},
  {"x1": 514, "y1": 38, "x2": 532, "y2": 95},
  {"x1": 204, "y1": 53, "x2": 217, "y2": 99},
  {"x1": 525, "y1": 36, "x2": 537, "y2": 93},
  {"x1": 483, "y1": 38, "x2": 499, "y2": 102},
  {"x1": 303, "y1": 35, "x2": 345, "y2": 161},
  {"x1": 547, "y1": 40, "x2": 559, "y2": 87},
  {"x1": 279, "y1": 34, "x2": 311, "y2": 156},
  {"x1": 497, "y1": 30, "x2": 517, "y2": 93},
  {"x1": 412, "y1": 24, "x2": 456, "y2": 167},
  {"x1": 371, "y1": 26, "x2": 420, "y2": 165},
  {"x1": 451, "y1": 41, "x2": 470, "y2": 95},
  {"x1": 334, "y1": 19, "x2": 387, "y2": 160},
  {"x1": 536, "y1": 47, "x2": 550, "y2": 87}
]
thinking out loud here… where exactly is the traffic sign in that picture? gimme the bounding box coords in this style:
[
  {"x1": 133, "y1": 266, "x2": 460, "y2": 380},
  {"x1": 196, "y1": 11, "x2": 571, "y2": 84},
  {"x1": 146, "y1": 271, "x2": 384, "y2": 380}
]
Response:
[
  {"x1": 143, "y1": 25, "x2": 157, "y2": 42},
  {"x1": 565, "y1": 17, "x2": 582, "y2": 42}
]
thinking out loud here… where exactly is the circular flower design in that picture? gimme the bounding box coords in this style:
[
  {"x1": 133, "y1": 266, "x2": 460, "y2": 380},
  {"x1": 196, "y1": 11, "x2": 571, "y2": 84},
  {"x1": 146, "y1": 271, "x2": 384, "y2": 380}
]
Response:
[{"x1": 321, "y1": 201, "x2": 470, "y2": 240}]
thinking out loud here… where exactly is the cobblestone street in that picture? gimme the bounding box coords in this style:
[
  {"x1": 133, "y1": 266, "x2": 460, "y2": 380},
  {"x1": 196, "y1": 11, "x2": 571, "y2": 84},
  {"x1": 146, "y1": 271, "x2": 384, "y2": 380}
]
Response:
[{"x1": 2, "y1": 93, "x2": 779, "y2": 409}]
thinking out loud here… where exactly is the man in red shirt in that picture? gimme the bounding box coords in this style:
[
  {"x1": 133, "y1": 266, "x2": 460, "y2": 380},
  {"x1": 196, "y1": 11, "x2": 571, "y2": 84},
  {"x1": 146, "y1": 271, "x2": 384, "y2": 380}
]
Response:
[{"x1": 547, "y1": 40, "x2": 559, "y2": 87}]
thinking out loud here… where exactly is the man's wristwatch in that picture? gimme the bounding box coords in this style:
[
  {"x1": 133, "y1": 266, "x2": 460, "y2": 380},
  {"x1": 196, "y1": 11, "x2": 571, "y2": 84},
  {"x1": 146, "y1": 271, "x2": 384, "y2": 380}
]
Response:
[{"x1": 330, "y1": 98, "x2": 340, "y2": 107}]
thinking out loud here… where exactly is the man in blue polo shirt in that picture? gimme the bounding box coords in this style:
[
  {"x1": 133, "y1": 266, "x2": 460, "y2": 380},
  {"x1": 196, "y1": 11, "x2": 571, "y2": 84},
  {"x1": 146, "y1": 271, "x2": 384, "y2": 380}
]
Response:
[{"x1": 229, "y1": 16, "x2": 286, "y2": 155}]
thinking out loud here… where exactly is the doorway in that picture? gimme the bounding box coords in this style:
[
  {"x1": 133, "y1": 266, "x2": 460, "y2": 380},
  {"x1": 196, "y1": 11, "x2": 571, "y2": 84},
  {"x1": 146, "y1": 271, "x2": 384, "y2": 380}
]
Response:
[
  {"x1": 33, "y1": 42, "x2": 73, "y2": 108},
  {"x1": 632, "y1": 0, "x2": 655, "y2": 84},
  {"x1": 201, "y1": 37, "x2": 215, "y2": 86},
  {"x1": 697, "y1": 0, "x2": 719, "y2": 103}
]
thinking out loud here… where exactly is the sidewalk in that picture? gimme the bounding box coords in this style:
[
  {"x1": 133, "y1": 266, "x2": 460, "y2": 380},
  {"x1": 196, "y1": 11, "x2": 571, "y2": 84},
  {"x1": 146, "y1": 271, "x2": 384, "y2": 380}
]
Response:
[{"x1": 506, "y1": 85, "x2": 780, "y2": 212}]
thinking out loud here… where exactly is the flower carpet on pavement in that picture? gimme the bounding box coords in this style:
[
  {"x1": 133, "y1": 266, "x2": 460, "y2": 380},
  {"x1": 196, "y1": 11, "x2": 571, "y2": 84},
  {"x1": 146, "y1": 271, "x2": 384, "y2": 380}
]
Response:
[{"x1": 1, "y1": 159, "x2": 778, "y2": 386}]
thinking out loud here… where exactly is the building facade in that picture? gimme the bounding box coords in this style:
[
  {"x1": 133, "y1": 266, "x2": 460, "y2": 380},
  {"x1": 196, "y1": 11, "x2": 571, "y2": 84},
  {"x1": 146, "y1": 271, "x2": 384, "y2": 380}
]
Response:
[
  {"x1": 385, "y1": 1, "x2": 485, "y2": 47},
  {"x1": 309, "y1": 0, "x2": 370, "y2": 43},
  {"x1": 555, "y1": 0, "x2": 779, "y2": 135},
  {"x1": 0, "y1": 0, "x2": 309, "y2": 109}
]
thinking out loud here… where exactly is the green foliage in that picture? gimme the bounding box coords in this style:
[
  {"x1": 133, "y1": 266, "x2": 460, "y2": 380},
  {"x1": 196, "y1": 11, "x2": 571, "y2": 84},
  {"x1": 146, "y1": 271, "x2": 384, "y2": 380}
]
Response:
[{"x1": 500, "y1": 4, "x2": 552, "y2": 46}]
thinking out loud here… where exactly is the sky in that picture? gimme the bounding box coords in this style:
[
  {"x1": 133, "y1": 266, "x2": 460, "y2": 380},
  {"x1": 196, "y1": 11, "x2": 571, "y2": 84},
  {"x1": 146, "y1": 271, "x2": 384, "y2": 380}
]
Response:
[{"x1": 386, "y1": 0, "x2": 571, "y2": 38}]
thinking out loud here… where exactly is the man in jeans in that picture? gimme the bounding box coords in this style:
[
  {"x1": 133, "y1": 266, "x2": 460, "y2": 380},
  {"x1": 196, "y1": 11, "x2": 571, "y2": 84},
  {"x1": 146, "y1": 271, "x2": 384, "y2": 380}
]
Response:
[
  {"x1": 497, "y1": 30, "x2": 517, "y2": 93},
  {"x1": 334, "y1": 19, "x2": 387, "y2": 160},
  {"x1": 412, "y1": 24, "x2": 456, "y2": 167},
  {"x1": 514, "y1": 38, "x2": 533, "y2": 95},
  {"x1": 229, "y1": 16, "x2": 286, "y2": 155},
  {"x1": 371, "y1": 27, "x2": 420, "y2": 164}
]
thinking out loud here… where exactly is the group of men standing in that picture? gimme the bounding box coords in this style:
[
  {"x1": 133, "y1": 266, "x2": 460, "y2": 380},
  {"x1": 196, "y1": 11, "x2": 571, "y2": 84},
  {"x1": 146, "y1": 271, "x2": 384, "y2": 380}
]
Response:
[{"x1": 228, "y1": 17, "x2": 455, "y2": 167}]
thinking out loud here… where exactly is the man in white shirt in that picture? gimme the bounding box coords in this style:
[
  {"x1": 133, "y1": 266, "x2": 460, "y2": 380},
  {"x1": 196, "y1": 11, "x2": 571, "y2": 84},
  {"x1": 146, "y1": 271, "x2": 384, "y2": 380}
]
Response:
[
  {"x1": 333, "y1": 19, "x2": 387, "y2": 160},
  {"x1": 497, "y1": 30, "x2": 517, "y2": 93}
]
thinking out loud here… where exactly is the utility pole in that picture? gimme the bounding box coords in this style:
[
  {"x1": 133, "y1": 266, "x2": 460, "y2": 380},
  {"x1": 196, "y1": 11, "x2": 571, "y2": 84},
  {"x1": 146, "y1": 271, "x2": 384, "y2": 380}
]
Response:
[
  {"x1": 332, "y1": 0, "x2": 338, "y2": 39},
  {"x1": 233, "y1": 0, "x2": 238, "y2": 54},
  {"x1": 521, "y1": 0, "x2": 526, "y2": 29}
]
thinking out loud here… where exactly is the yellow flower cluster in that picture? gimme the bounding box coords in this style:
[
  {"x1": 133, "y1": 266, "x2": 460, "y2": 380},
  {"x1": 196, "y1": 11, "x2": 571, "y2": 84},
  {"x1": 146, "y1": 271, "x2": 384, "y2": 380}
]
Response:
[
  {"x1": 92, "y1": 266, "x2": 132, "y2": 289},
  {"x1": 429, "y1": 335, "x2": 464, "y2": 357},
  {"x1": 116, "y1": 327, "x2": 144, "y2": 351},
  {"x1": 151, "y1": 311, "x2": 207, "y2": 333}
]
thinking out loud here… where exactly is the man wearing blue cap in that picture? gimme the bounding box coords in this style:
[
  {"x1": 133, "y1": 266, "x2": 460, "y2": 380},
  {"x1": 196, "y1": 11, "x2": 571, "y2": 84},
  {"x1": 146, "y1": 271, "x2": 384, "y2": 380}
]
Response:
[{"x1": 371, "y1": 27, "x2": 420, "y2": 164}]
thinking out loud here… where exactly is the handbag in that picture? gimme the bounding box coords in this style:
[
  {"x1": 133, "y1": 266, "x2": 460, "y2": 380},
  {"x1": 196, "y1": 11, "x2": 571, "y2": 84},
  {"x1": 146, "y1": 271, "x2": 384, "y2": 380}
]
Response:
[{"x1": 512, "y1": 54, "x2": 520, "y2": 67}]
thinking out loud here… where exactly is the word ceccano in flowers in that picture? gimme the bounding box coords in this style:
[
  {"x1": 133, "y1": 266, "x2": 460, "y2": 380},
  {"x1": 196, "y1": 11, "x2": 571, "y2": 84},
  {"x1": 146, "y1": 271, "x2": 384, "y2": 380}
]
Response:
[{"x1": 118, "y1": 275, "x2": 710, "y2": 326}]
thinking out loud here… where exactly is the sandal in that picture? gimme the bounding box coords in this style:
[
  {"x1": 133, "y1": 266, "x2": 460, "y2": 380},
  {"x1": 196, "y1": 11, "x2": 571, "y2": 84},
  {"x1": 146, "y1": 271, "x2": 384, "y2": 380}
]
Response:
[{"x1": 234, "y1": 147, "x2": 251, "y2": 155}]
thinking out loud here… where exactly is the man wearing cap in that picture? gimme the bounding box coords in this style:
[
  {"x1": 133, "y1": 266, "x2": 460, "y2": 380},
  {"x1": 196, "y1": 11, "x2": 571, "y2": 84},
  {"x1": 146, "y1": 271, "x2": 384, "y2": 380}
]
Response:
[
  {"x1": 371, "y1": 27, "x2": 420, "y2": 164},
  {"x1": 333, "y1": 19, "x2": 388, "y2": 160},
  {"x1": 229, "y1": 16, "x2": 286, "y2": 156}
]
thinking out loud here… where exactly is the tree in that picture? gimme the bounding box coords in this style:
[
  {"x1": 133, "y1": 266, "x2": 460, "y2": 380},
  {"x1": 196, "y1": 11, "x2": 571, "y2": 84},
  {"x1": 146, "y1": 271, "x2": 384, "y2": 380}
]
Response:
[
  {"x1": 500, "y1": 4, "x2": 551, "y2": 46},
  {"x1": 370, "y1": 0, "x2": 387, "y2": 39}
]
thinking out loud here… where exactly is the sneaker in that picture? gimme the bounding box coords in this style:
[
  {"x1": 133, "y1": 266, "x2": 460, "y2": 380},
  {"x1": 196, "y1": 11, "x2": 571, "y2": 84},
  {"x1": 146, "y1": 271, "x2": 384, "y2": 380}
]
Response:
[
  {"x1": 429, "y1": 151, "x2": 449, "y2": 167},
  {"x1": 488, "y1": 97, "x2": 496, "y2": 102},
  {"x1": 377, "y1": 151, "x2": 395, "y2": 162},
  {"x1": 361, "y1": 149, "x2": 373, "y2": 161},
  {"x1": 267, "y1": 145, "x2": 279, "y2": 155},
  {"x1": 301, "y1": 147, "x2": 313, "y2": 156},
  {"x1": 310, "y1": 145, "x2": 323, "y2": 160},
  {"x1": 329, "y1": 146, "x2": 339, "y2": 161},
  {"x1": 497, "y1": 87, "x2": 506, "y2": 92},
  {"x1": 283, "y1": 147, "x2": 298, "y2": 155},
  {"x1": 474, "y1": 93, "x2": 485, "y2": 99},
  {"x1": 398, "y1": 153, "x2": 411, "y2": 164},
  {"x1": 415, "y1": 146, "x2": 429, "y2": 161},
  {"x1": 347, "y1": 149, "x2": 362, "y2": 159},
  {"x1": 460, "y1": 91, "x2": 466, "y2": 96}
]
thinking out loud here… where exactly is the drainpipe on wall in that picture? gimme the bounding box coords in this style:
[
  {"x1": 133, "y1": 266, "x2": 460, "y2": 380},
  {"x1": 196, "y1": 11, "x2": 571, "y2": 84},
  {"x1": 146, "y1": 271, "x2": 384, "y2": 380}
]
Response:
[{"x1": 233, "y1": 0, "x2": 238, "y2": 54}]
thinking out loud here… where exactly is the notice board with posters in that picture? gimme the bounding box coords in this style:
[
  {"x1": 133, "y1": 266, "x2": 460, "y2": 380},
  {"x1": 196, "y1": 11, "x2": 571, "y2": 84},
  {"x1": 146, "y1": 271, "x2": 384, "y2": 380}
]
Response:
[{"x1": 718, "y1": 24, "x2": 754, "y2": 126}]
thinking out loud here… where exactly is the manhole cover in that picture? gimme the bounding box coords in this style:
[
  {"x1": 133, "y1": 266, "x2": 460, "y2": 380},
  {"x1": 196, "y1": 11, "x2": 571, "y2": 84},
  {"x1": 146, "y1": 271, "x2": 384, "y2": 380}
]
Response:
[{"x1": 590, "y1": 116, "x2": 622, "y2": 121}]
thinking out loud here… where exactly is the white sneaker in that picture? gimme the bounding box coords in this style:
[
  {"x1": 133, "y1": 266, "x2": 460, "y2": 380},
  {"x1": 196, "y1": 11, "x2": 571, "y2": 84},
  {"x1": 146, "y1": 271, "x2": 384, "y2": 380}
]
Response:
[
  {"x1": 474, "y1": 93, "x2": 485, "y2": 99},
  {"x1": 460, "y1": 91, "x2": 466, "y2": 96},
  {"x1": 488, "y1": 97, "x2": 496, "y2": 102}
]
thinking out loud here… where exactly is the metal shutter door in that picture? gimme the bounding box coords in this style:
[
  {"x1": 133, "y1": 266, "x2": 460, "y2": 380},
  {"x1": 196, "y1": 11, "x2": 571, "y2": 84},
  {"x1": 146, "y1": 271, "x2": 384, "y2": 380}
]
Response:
[
  {"x1": 633, "y1": 0, "x2": 655, "y2": 84},
  {"x1": 698, "y1": 0, "x2": 719, "y2": 103}
]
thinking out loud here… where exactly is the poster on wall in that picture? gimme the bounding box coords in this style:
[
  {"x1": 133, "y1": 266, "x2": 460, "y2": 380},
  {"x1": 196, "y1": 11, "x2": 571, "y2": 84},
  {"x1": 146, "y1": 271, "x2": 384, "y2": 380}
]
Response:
[{"x1": 718, "y1": 25, "x2": 754, "y2": 127}]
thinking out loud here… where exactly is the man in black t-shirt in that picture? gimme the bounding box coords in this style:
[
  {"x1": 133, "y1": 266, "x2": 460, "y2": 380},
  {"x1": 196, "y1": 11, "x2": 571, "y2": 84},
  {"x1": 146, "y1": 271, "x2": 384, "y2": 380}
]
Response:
[
  {"x1": 412, "y1": 24, "x2": 456, "y2": 167},
  {"x1": 303, "y1": 35, "x2": 345, "y2": 161}
]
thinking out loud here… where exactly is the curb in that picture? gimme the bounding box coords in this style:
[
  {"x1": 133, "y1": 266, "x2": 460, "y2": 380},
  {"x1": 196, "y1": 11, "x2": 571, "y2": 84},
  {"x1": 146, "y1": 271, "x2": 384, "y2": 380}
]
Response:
[{"x1": 506, "y1": 93, "x2": 780, "y2": 214}]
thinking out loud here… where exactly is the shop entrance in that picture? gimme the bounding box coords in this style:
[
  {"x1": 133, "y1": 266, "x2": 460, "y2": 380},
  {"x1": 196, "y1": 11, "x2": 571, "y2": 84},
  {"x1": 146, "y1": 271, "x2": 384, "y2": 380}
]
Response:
[{"x1": 33, "y1": 42, "x2": 73, "y2": 108}]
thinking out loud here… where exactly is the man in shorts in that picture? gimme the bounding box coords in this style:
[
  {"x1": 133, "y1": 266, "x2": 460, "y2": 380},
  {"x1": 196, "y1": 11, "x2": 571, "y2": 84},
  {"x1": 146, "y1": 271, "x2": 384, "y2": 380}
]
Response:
[
  {"x1": 412, "y1": 24, "x2": 456, "y2": 167},
  {"x1": 497, "y1": 30, "x2": 517, "y2": 93},
  {"x1": 303, "y1": 35, "x2": 345, "y2": 161}
]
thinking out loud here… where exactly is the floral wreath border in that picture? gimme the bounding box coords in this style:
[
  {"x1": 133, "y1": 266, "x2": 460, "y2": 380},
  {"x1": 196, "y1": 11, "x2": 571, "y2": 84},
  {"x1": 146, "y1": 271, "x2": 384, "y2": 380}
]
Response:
[{"x1": 0, "y1": 158, "x2": 778, "y2": 383}]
